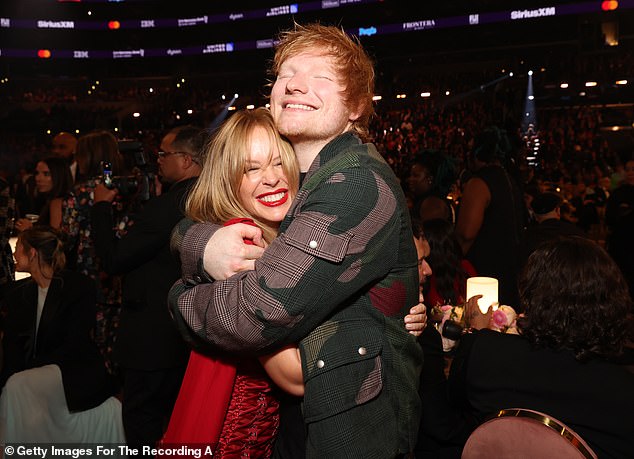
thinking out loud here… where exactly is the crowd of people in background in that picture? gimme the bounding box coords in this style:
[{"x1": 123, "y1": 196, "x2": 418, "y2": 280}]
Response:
[{"x1": 0, "y1": 22, "x2": 632, "y2": 458}]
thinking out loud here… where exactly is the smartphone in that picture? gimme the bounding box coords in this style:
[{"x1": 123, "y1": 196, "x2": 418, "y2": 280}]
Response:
[{"x1": 101, "y1": 161, "x2": 113, "y2": 189}]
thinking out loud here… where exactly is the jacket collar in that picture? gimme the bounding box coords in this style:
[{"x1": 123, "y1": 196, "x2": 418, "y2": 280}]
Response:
[{"x1": 304, "y1": 132, "x2": 361, "y2": 183}]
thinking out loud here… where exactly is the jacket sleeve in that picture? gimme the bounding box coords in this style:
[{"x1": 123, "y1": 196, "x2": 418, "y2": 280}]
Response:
[
  {"x1": 31, "y1": 274, "x2": 97, "y2": 368},
  {"x1": 169, "y1": 165, "x2": 402, "y2": 355}
]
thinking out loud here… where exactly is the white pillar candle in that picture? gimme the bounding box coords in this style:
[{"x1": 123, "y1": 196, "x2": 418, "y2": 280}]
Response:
[{"x1": 466, "y1": 277, "x2": 499, "y2": 314}]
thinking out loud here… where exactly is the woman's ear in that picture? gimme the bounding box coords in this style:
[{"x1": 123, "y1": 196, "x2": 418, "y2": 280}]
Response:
[{"x1": 28, "y1": 247, "x2": 38, "y2": 263}]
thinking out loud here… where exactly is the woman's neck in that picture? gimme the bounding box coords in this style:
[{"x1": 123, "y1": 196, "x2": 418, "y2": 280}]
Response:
[{"x1": 30, "y1": 265, "x2": 54, "y2": 289}]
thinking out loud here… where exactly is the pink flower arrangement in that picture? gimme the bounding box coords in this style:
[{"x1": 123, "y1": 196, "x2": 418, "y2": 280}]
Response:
[
  {"x1": 432, "y1": 304, "x2": 465, "y2": 352},
  {"x1": 490, "y1": 305, "x2": 518, "y2": 334}
]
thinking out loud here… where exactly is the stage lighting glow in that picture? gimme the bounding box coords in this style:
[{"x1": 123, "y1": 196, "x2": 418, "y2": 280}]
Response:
[
  {"x1": 616, "y1": 79, "x2": 628, "y2": 85},
  {"x1": 108, "y1": 21, "x2": 121, "y2": 30},
  {"x1": 585, "y1": 81, "x2": 597, "y2": 87},
  {"x1": 372, "y1": 95, "x2": 382, "y2": 101},
  {"x1": 265, "y1": 103, "x2": 270, "y2": 109},
  {"x1": 46, "y1": 130, "x2": 51, "y2": 135},
  {"x1": 75, "y1": 129, "x2": 80, "y2": 134},
  {"x1": 579, "y1": 92, "x2": 586, "y2": 96},
  {"x1": 528, "y1": 70, "x2": 533, "y2": 76},
  {"x1": 37, "y1": 49, "x2": 51, "y2": 58},
  {"x1": 228, "y1": 106, "x2": 236, "y2": 111},
  {"x1": 528, "y1": 95, "x2": 534, "y2": 100},
  {"x1": 133, "y1": 112, "x2": 140, "y2": 118},
  {"x1": 187, "y1": 109, "x2": 193, "y2": 114},
  {"x1": 601, "y1": 1, "x2": 619, "y2": 11},
  {"x1": 149, "y1": 88, "x2": 154, "y2": 93},
  {"x1": 509, "y1": 72, "x2": 514, "y2": 77},
  {"x1": 181, "y1": 78, "x2": 186, "y2": 83},
  {"x1": 396, "y1": 94, "x2": 407, "y2": 99},
  {"x1": 247, "y1": 105, "x2": 255, "y2": 110},
  {"x1": 445, "y1": 91, "x2": 450, "y2": 96},
  {"x1": 176, "y1": 83, "x2": 181, "y2": 88},
  {"x1": 611, "y1": 126, "x2": 620, "y2": 131},
  {"x1": 560, "y1": 83, "x2": 569, "y2": 89},
  {"x1": 421, "y1": 92, "x2": 431, "y2": 98},
  {"x1": 234, "y1": 93, "x2": 239, "y2": 98},
  {"x1": 221, "y1": 95, "x2": 226, "y2": 100}
]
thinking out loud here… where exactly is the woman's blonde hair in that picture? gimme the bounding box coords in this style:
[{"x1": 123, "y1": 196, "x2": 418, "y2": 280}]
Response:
[{"x1": 186, "y1": 108, "x2": 299, "y2": 243}]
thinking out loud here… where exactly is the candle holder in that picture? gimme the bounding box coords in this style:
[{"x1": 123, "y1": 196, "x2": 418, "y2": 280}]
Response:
[{"x1": 466, "y1": 277, "x2": 499, "y2": 314}]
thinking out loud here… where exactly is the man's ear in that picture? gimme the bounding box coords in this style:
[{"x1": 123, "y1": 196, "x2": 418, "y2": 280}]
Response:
[
  {"x1": 182, "y1": 154, "x2": 194, "y2": 169},
  {"x1": 348, "y1": 101, "x2": 365, "y2": 123}
]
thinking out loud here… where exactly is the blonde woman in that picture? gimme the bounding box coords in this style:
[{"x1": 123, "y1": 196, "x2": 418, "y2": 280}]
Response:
[
  {"x1": 164, "y1": 108, "x2": 426, "y2": 456},
  {"x1": 163, "y1": 108, "x2": 302, "y2": 457}
]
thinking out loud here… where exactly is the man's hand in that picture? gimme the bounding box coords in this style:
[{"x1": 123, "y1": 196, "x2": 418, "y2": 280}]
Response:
[
  {"x1": 94, "y1": 183, "x2": 118, "y2": 203},
  {"x1": 203, "y1": 223, "x2": 266, "y2": 280},
  {"x1": 404, "y1": 293, "x2": 427, "y2": 337}
]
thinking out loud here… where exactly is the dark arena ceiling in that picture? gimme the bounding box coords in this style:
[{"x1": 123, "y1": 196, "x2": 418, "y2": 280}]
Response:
[{"x1": 1, "y1": 0, "x2": 632, "y2": 82}]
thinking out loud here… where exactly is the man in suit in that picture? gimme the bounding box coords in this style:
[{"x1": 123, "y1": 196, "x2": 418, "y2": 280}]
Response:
[
  {"x1": 91, "y1": 125, "x2": 204, "y2": 448},
  {"x1": 169, "y1": 24, "x2": 422, "y2": 458}
]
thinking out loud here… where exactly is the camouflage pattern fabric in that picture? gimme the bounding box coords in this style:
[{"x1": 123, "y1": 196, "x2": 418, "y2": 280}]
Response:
[{"x1": 169, "y1": 133, "x2": 423, "y2": 458}]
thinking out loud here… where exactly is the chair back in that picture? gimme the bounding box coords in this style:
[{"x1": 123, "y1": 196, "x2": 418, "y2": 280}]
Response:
[{"x1": 461, "y1": 408, "x2": 598, "y2": 459}]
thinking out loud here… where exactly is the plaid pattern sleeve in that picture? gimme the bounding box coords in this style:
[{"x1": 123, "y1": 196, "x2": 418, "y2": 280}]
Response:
[{"x1": 168, "y1": 133, "x2": 422, "y2": 457}]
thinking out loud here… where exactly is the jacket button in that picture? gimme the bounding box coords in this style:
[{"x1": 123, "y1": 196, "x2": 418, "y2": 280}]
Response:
[
  {"x1": 316, "y1": 359, "x2": 325, "y2": 368},
  {"x1": 358, "y1": 347, "x2": 367, "y2": 356},
  {"x1": 309, "y1": 240, "x2": 318, "y2": 249},
  {"x1": 193, "y1": 274, "x2": 203, "y2": 283}
]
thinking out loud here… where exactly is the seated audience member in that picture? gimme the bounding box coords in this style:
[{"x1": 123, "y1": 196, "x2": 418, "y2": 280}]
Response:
[
  {"x1": 523, "y1": 191, "x2": 587, "y2": 262},
  {"x1": 413, "y1": 218, "x2": 473, "y2": 459},
  {"x1": 0, "y1": 227, "x2": 123, "y2": 443},
  {"x1": 14, "y1": 157, "x2": 73, "y2": 232},
  {"x1": 423, "y1": 218, "x2": 477, "y2": 310},
  {"x1": 447, "y1": 236, "x2": 634, "y2": 459}
]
